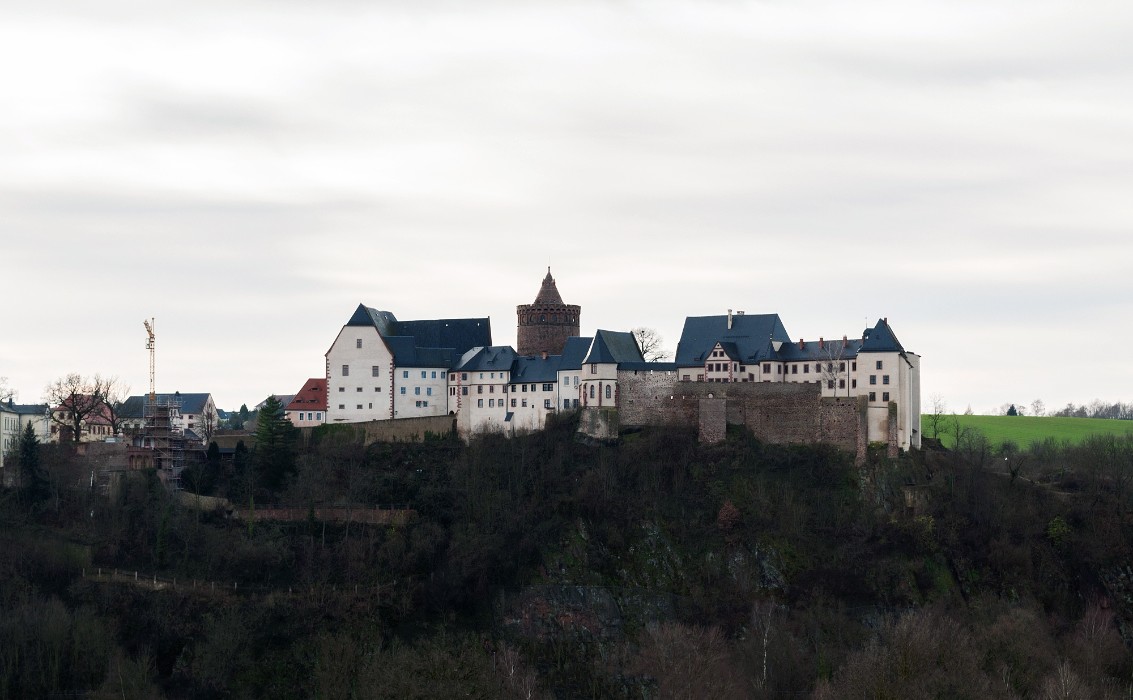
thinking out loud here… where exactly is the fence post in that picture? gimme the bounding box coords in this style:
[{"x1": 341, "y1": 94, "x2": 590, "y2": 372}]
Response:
[{"x1": 135, "y1": 571, "x2": 138, "y2": 581}]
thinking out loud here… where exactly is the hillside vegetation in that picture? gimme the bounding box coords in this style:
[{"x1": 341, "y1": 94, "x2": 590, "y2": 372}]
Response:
[
  {"x1": 925, "y1": 414, "x2": 1133, "y2": 449},
  {"x1": 2, "y1": 416, "x2": 1133, "y2": 698}
]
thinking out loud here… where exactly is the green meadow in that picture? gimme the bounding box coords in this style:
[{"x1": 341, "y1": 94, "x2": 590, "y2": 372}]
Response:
[{"x1": 922, "y1": 414, "x2": 1133, "y2": 449}]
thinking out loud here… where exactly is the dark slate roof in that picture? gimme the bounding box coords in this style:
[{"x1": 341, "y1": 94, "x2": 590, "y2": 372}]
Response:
[
  {"x1": 512, "y1": 355, "x2": 561, "y2": 383},
  {"x1": 119, "y1": 393, "x2": 212, "y2": 418},
  {"x1": 583, "y1": 330, "x2": 644, "y2": 365},
  {"x1": 619, "y1": 361, "x2": 680, "y2": 373},
  {"x1": 558, "y1": 336, "x2": 593, "y2": 371},
  {"x1": 859, "y1": 318, "x2": 907, "y2": 354},
  {"x1": 674, "y1": 314, "x2": 791, "y2": 367},
  {"x1": 344, "y1": 304, "x2": 493, "y2": 368},
  {"x1": 777, "y1": 338, "x2": 864, "y2": 362},
  {"x1": 454, "y1": 346, "x2": 517, "y2": 373},
  {"x1": 4, "y1": 402, "x2": 48, "y2": 416}
]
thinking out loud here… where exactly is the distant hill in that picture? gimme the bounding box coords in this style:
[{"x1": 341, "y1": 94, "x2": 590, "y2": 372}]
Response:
[{"x1": 923, "y1": 414, "x2": 1133, "y2": 448}]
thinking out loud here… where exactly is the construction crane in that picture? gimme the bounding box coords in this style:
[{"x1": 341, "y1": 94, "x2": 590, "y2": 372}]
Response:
[{"x1": 143, "y1": 318, "x2": 156, "y2": 402}]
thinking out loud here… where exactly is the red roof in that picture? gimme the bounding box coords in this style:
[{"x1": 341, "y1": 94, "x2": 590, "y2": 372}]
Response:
[{"x1": 286, "y1": 378, "x2": 327, "y2": 412}]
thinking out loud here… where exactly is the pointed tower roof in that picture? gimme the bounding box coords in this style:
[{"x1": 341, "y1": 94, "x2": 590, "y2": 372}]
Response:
[{"x1": 533, "y1": 267, "x2": 565, "y2": 305}]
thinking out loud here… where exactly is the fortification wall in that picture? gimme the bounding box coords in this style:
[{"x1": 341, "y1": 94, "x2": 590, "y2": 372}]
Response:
[
  {"x1": 300, "y1": 415, "x2": 455, "y2": 446},
  {"x1": 615, "y1": 371, "x2": 872, "y2": 461}
]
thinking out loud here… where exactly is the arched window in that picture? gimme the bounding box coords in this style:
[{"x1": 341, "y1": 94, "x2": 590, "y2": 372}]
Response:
[
  {"x1": 540, "y1": 314, "x2": 546, "y2": 322},
  {"x1": 605, "y1": 385, "x2": 612, "y2": 399}
]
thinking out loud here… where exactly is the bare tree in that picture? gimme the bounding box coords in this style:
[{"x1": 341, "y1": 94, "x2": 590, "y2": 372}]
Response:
[
  {"x1": 44, "y1": 373, "x2": 115, "y2": 444},
  {"x1": 1031, "y1": 398, "x2": 1046, "y2": 417},
  {"x1": 0, "y1": 376, "x2": 15, "y2": 403},
  {"x1": 198, "y1": 406, "x2": 218, "y2": 444},
  {"x1": 631, "y1": 327, "x2": 670, "y2": 362},
  {"x1": 927, "y1": 394, "x2": 948, "y2": 439},
  {"x1": 818, "y1": 340, "x2": 850, "y2": 397},
  {"x1": 101, "y1": 378, "x2": 131, "y2": 436}
]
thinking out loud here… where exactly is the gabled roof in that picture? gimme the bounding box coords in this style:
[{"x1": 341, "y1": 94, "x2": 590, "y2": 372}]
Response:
[
  {"x1": 557, "y1": 336, "x2": 593, "y2": 372},
  {"x1": 859, "y1": 318, "x2": 906, "y2": 354},
  {"x1": 512, "y1": 355, "x2": 561, "y2": 383},
  {"x1": 583, "y1": 330, "x2": 644, "y2": 365},
  {"x1": 342, "y1": 304, "x2": 493, "y2": 368},
  {"x1": 454, "y1": 346, "x2": 517, "y2": 373},
  {"x1": 1, "y1": 401, "x2": 48, "y2": 416},
  {"x1": 286, "y1": 378, "x2": 327, "y2": 412},
  {"x1": 119, "y1": 393, "x2": 213, "y2": 418},
  {"x1": 674, "y1": 314, "x2": 791, "y2": 367},
  {"x1": 777, "y1": 338, "x2": 864, "y2": 362}
]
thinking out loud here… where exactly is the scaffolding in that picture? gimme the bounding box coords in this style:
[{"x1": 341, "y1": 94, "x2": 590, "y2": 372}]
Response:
[{"x1": 143, "y1": 394, "x2": 185, "y2": 490}]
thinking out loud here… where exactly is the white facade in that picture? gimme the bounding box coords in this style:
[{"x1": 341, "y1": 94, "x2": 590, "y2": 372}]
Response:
[
  {"x1": 392, "y1": 367, "x2": 450, "y2": 419},
  {"x1": 326, "y1": 325, "x2": 394, "y2": 423}
]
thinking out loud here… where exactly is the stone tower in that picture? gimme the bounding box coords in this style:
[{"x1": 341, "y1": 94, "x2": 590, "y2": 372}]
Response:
[{"x1": 516, "y1": 268, "x2": 581, "y2": 357}]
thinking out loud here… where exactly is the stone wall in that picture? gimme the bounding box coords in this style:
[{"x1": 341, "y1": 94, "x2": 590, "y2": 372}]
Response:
[
  {"x1": 298, "y1": 415, "x2": 455, "y2": 446},
  {"x1": 614, "y1": 370, "x2": 879, "y2": 462}
]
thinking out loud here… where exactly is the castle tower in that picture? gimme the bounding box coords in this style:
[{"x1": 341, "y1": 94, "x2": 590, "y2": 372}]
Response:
[{"x1": 517, "y1": 268, "x2": 581, "y2": 356}]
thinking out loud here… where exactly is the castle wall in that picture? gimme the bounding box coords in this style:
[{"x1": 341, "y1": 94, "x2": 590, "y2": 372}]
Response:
[
  {"x1": 615, "y1": 370, "x2": 874, "y2": 461},
  {"x1": 516, "y1": 303, "x2": 581, "y2": 356}
]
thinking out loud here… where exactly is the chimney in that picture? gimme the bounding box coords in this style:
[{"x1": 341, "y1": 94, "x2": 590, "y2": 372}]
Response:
[
  {"x1": 737, "y1": 310, "x2": 745, "y2": 316},
  {"x1": 541, "y1": 350, "x2": 548, "y2": 360},
  {"x1": 798, "y1": 338, "x2": 804, "y2": 349},
  {"x1": 819, "y1": 337, "x2": 824, "y2": 349},
  {"x1": 843, "y1": 335, "x2": 848, "y2": 348},
  {"x1": 727, "y1": 309, "x2": 733, "y2": 330}
]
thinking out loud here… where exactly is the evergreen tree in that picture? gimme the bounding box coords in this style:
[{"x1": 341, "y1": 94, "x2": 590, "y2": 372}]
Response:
[
  {"x1": 17, "y1": 422, "x2": 48, "y2": 503},
  {"x1": 253, "y1": 396, "x2": 297, "y2": 493}
]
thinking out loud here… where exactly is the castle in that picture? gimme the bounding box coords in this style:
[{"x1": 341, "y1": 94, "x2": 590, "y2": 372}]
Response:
[{"x1": 323, "y1": 271, "x2": 921, "y2": 456}]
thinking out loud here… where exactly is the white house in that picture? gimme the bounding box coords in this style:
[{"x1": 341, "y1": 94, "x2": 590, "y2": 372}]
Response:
[
  {"x1": 285, "y1": 378, "x2": 327, "y2": 428},
  {"x1": 580, "y1": 330, "x2": 645, "y2": 409},
  {"x1": 326, "y1": 304, "x2": 492, "y2": 424},
  {"x1": 0, "y1": 401, "x2": 50, "y2": 473}
]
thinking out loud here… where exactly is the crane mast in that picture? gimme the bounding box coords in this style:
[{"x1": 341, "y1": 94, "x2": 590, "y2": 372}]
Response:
[{"x1": 143, "y1": 318, "x2": 155, "y2": 402}]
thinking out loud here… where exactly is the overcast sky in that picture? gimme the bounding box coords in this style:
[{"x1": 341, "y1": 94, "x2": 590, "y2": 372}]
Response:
[{"x1": 2, "y1": 0, "x2": 1132, "y2": 415}]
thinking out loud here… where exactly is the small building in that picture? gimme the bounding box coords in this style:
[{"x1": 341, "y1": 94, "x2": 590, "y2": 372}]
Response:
[{"x1": 285, "y1": 378, "x2": 328, "y2": 427}]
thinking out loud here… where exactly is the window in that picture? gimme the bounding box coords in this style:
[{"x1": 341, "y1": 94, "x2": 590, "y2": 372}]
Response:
[
  {"x1": 403, "y1": 371, "x2": 409, "y2": 378},
  {"x1": 421, "y1": 371, "x2": 427, "y2": 379},
  {"x1": 342, "y1": 364, "x2": 349, "y2": 376},
  {"x1": 521, "y1": 399, "x2": 527, "y2": 407},
  {"x1": 521, "y1": 384, "x2": 527, "y2": 393},
  {"x1": 489, "y1": 386, "x2": 495, "y2": 393},
  {"x1": 839, "y1": 362, "x2": 846, "y2": 371},
  {"x1": 543, "y1": 383, "x2": 553, "y2": 391},
  {"x1": 852, "y1": 362, "x2": 857, "y2": 371},
  {"x1": 883, "y1": 375, "x2": 890, "y2": 385},
  {"x1": 589, "y1": 385, "x2": 595, "y2": 399},
  {"x1": 869, "y1": 375, "x2": 877, "y2": 385},
  {"x1": 356, "y1": 387, "x2": 362, "y2": 392},
  {"x1": 368, "y1": 403, "x2": 372, "y2": 409},
  {"x1": 511, "y1": 399, "x2": 517, "y2": 407},
  {"x1": 461, "y1": 387, "x2": 468, "y2": 395},
  {"x1": 489, "y1": 399, "x2": 495, "y2": 407},
  {"x1": 590, "y1": 364, "x2": 597, "y2": 374},
  {"x1": 852, "y1": 379, "x2": 857, "y2": 388},
  {"x1": 431, "y1": 371, "x2": 437, "y2": 379},
  {"x1": 804, "y1": 364, "x2": 810, "y2": 374},
  {"x1": 573, "y1": 377, "x2": 579, "y2": 386},
  {"x1": 316, "y1": 413, "x2": 322, "y2": 420},
  {"x1": 605, "y1": 385, "x2": 612, "y2": 399},
  {"x1": 338, "y1": 404, "x2": 344, "y2": 410},
  {"x1": 882, "y1": 392, "x2": 890, "y2": 402},
  {"x1": 477, "y1": 386, "x2": 483, "y2": 394},
  {"x1": 827, "y1": 380, "x2": 835, "y2": 389},
  {"x1": 375, "y1": 387, "x2": 381, "y2": 392},
  {"x1": 563, "y1": 377, "x2": 569, "y2": 385},
  {"x1": 441, "y1": 372, "x2": 446, "y2": 379},
  {"x1": 356, "y1": 404, "x2": 362, "y2": 410},
  {"x1": 338, "y1": 387, "x2": 345, "y2": 392},
  {"x1": 544, "y1": 399, "x2": 552, "y2": 409},
  {"x1": 400, "y1": 387, "x2": 406, "y2": 395},
  {"x1": 839, "y1": 379, "x2": 845, "y2": 388},
  {"x1": 461, "y1": 373, "x2": 468, "y2": 381},
  {"x1": 372, "y1": 366, "x2": 380, "y2": 377},
  {"x1": 869, "y1": 392, "x2": 876, "y2": 401},
  {"x1": 564, "y1": 399, "x2": 570, "y2": 408},
  {"x1": 414, "y1": 387, "x2": 420, "y2": 395},
  {"x1": 356, "y1": 338, "x2": 362, "y2": 348},
  {"x1": 477, "y1": 399, "x2": 483, "y2": 407},
  {"x1": 763, "y1": 363, "x2": 771, "y2": 372},
  {"x1": 415, "y1": 400, "x2": 421, "y2": 407},
  {"x1": 572, "y1": 399, "x2": 579, "y2": 408},
  {"x1": 791, "y1": 365, "x2": 798, "y2": 374},
  {"x1": 876, "y1": 360, "x2": 883, "y2": 370},
  {"x1": 426, "y1": 387, "x2": 432, "y2": 396}
]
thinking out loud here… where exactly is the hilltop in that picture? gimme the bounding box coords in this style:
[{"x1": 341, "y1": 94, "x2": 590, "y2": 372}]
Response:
[{"x1": 2, "y1": 417, "x2": 1131, "y2": 698}]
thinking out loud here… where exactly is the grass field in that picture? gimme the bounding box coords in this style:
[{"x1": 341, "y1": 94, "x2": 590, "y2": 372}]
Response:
[{"x1": 921, "y1": 414, "x2": 1133, "y2": 449}]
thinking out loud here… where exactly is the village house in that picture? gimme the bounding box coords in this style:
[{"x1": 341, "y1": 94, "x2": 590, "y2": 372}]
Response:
[{"x1": 285, "y1": 378, "x2": 327, "y2": 427}]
